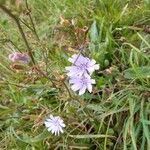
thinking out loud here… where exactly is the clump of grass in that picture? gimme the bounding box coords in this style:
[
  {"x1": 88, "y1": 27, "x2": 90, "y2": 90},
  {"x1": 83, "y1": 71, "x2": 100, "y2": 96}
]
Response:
[{"x1": 0, "y1": 0, "x2": 150, "y2": 149}]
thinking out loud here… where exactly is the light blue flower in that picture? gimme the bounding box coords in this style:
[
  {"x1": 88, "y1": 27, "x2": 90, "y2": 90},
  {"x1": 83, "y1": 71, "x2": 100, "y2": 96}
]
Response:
[
  {"x1": 44, "y1": 115, "x2": 65, "y2": 136},
  {"x1": 65, "y1": 54, "x2": 99, "y2": 77},
  {"x1": 69, "y1": 74, "x2": 95, "y2": 95}
]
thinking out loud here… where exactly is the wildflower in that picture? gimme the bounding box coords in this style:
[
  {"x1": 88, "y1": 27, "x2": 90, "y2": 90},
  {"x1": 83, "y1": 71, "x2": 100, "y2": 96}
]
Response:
[
  {"x1": 9, "y1": 52, "x2": 30, "y2": 63},
  {"x1": 68, "y1": 54, "x2": 86, "y2": 65},
  {"x1": 65, "y1": 54, "x2": 99, "y2": 77},
  {"x1": 69, "y1": 74, "x2": 96, "y2": 95},
  {"x1": 44, "y1": 115, "x2": 65, "y2": 136},
  {"x1": 66, "y1": 54, "x2": 99, "y2": 95}
]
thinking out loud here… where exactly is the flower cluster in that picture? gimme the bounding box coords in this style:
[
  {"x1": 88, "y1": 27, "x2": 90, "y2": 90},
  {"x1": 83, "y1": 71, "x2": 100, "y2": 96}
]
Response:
[
  {"x1": 9, "y1": 52, "x2": 30, "y2": 64},
  {"x1": 66, "y1": 54, "x2": 99, "y2": 95},
  {"x1": 44, "y1": 115, "x2": 65, "y2": 136}
]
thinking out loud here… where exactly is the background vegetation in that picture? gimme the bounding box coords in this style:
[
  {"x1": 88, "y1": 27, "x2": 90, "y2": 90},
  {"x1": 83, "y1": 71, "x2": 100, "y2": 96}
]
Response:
[{"x1": 0, "y1": 0, "x2": 150, "y2": 149}]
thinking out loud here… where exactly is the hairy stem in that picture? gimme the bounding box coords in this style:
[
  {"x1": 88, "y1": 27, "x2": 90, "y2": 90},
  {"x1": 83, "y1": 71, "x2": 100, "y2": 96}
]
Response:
[{"x1": 25, "y1": 0, "x2": 40, "y2": 41}]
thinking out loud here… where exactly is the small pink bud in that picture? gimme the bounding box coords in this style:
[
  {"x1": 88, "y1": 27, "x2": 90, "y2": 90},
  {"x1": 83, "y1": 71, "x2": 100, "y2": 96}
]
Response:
[{"x1": 9, "y1": 52, "x2": 30, "y2": 63}]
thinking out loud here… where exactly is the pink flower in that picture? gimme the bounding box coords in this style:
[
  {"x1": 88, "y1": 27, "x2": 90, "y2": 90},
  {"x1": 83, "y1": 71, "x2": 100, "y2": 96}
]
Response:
[{"x1": 9, "y1": 52, "x2": 30, "y2": 63}]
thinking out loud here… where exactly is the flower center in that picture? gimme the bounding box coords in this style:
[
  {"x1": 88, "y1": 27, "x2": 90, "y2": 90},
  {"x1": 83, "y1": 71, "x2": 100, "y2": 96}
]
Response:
[
  {"x1": 53, "y1": 119, "x2": 60, "y2": 126},
  {"x1": 78, "y1": 63, "x2": 88, "y2": 71},
  {"x1": 81, "y1": 77, "x2": 88, "y2": 85}
]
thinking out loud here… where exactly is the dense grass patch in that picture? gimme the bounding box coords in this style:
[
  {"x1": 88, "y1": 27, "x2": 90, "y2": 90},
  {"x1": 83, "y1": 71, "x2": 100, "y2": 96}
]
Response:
[{"x1": 0, "y1": 0, "x2": 150, "y2": 149}]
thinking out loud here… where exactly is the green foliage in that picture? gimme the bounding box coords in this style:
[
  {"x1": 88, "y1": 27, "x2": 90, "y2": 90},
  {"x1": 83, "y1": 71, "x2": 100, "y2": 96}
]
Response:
[
  {"x1": 124, "y1": 66, "x2": 150, "y2": 79},
  {"x1": 0, "y1": 0, "x2": 150, "y2": 149}
]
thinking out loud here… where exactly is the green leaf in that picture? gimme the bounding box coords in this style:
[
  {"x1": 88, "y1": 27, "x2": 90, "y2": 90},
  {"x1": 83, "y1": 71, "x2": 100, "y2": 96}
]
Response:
[
  {"x1": 144, "y1": 0, "x2": 150, "y2": 6},
  {"x1": 141, "y1": 119, "x2": 150, "y2": 125},
  {"x1": 89, "y1": 20, "x2": 98, "y2": 43},
  {"x1": 0, "y1": 104, "x2": 9, "y2": 110},
  {"x1": 23, "y1": 129, "x2": 50, "y2": 143},
  {"x1": 69, "y1": 134, "x2": 115, "y2": 139},
  {"x1": 124, "y1": 66, "x2": 150, "y2": 79},
  {"x1": 86, "y1": 104, "x2": 104, "y2": 113},
  {"x1": 11, "y1": 127, "x2": 50, "y2": 144}
]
